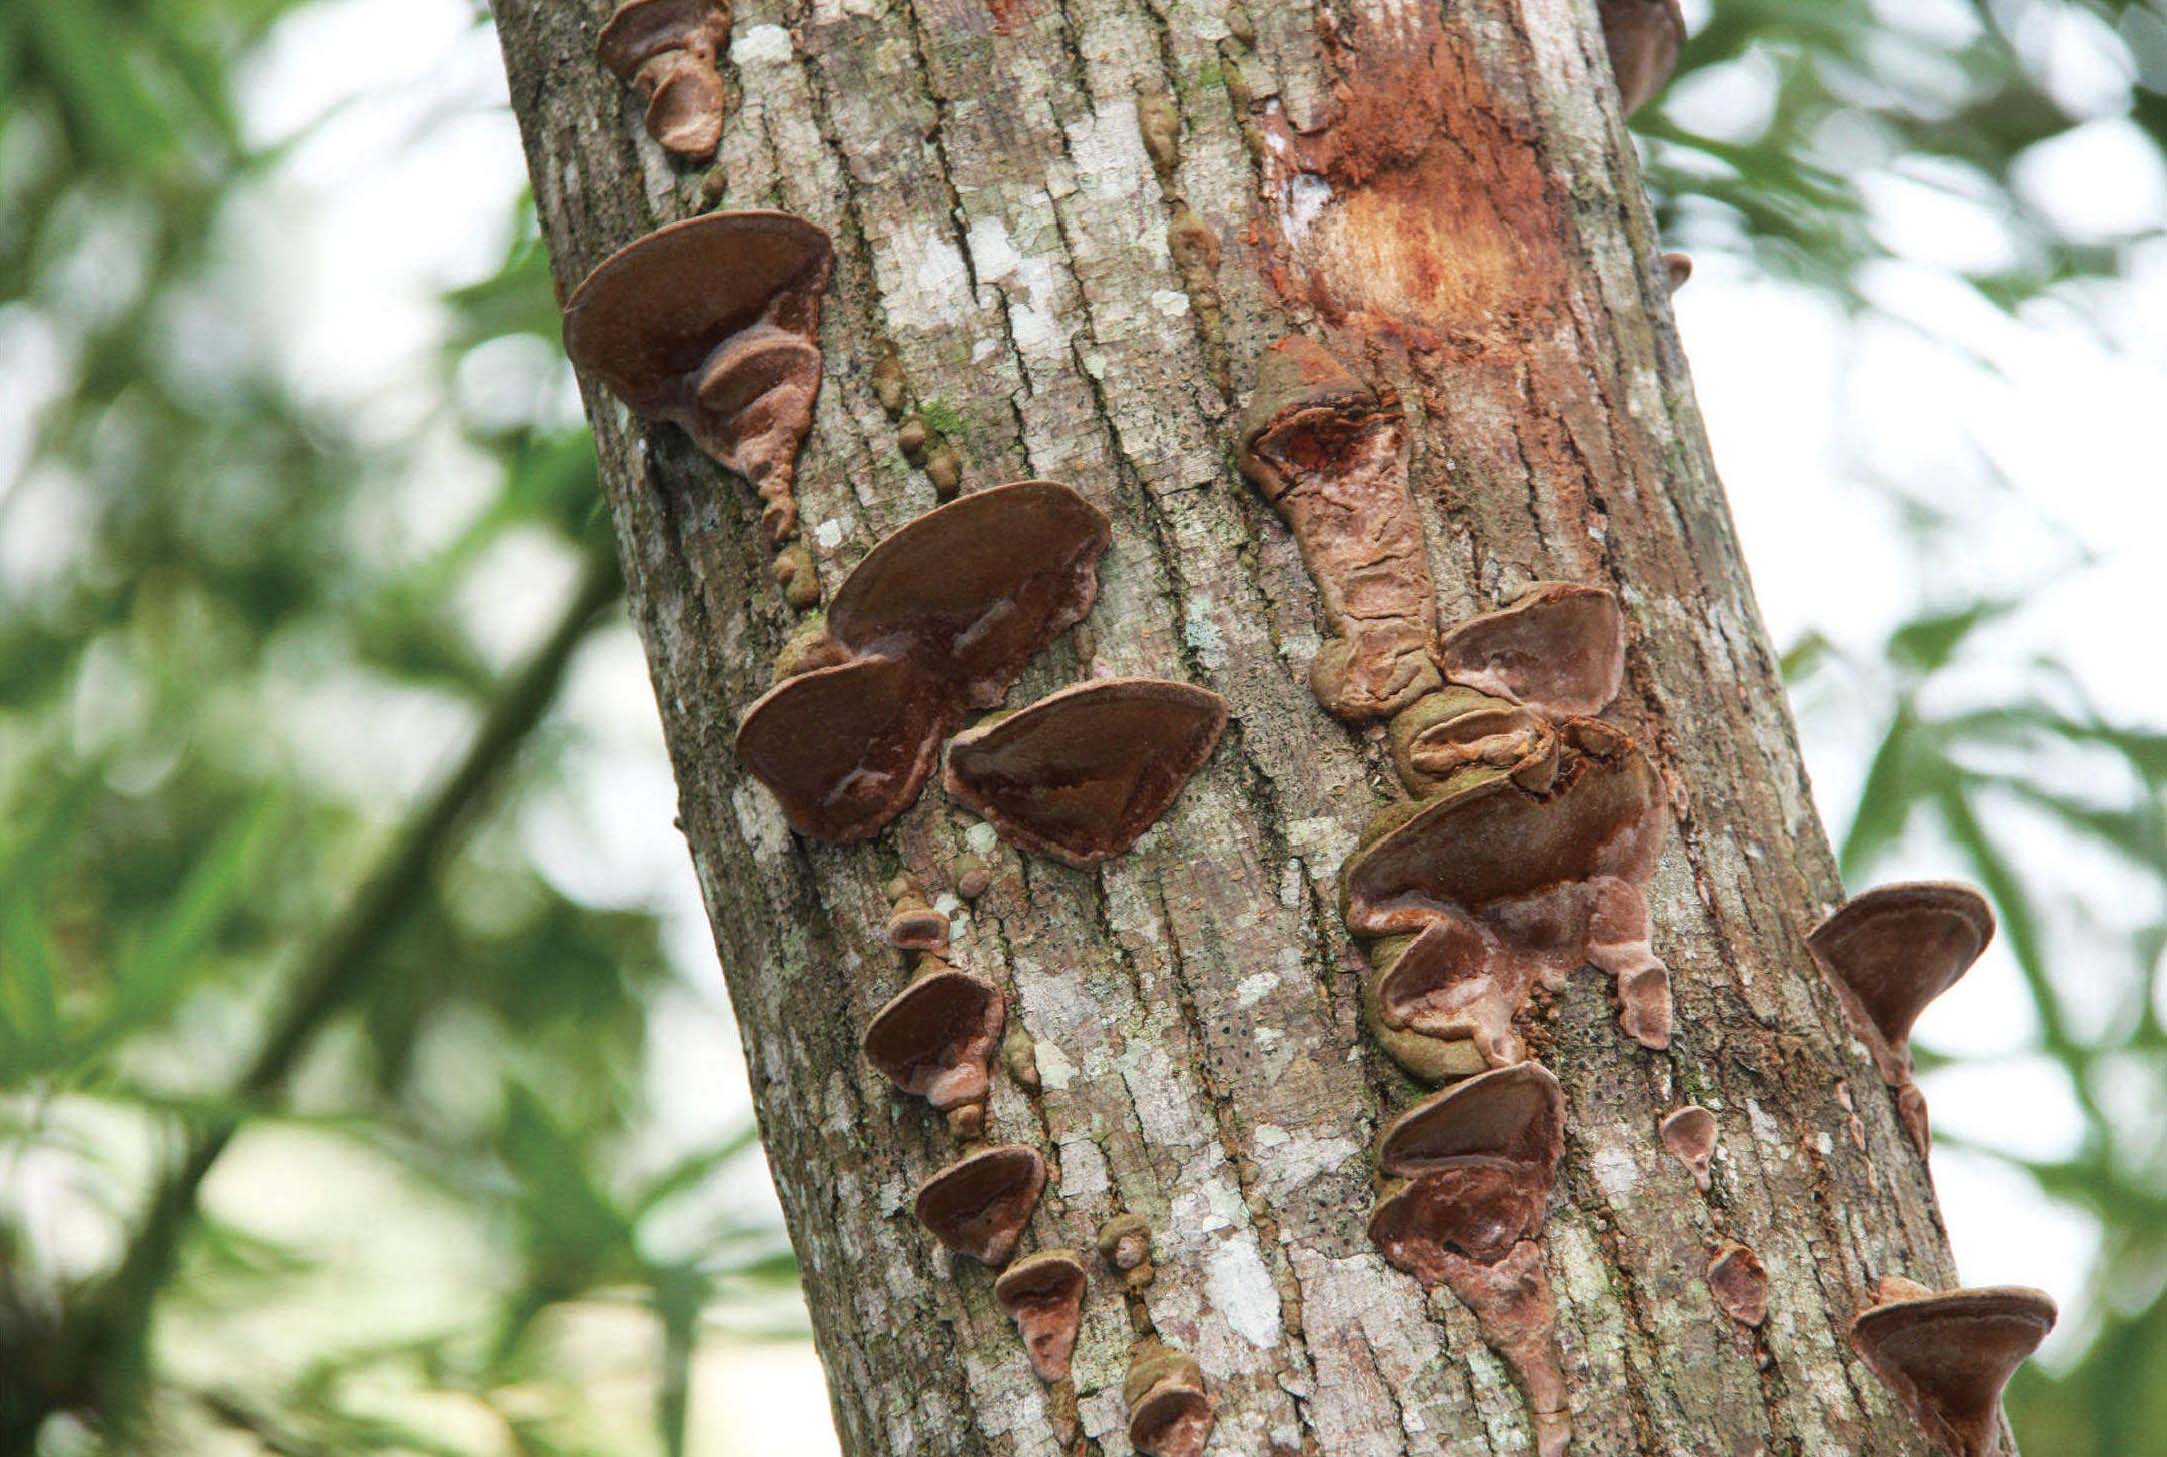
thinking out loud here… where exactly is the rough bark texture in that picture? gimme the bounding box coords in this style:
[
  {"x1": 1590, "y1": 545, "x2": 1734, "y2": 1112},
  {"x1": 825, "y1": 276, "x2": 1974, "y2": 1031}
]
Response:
[{"x1": 489, "y1": 0, "x2": 1987, "y2": 1452}]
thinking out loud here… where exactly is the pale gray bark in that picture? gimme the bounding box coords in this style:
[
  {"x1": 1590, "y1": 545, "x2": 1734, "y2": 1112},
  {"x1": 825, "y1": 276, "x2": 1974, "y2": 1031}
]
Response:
[{"x1": 488, "y1": 0, "x2": 1981, "y2": 1451}]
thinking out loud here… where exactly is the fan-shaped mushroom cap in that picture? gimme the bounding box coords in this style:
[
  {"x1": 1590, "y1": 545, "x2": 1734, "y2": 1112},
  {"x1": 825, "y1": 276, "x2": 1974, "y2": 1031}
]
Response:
[
  {"x1": 1370, "y1": 1063, "x2": 1564, "y2": 1271},
  {"x1": 1808, "y1": 882, "x2": 1992, "y2": 1085},
  {"x1": 994, "y1": 1249, "x2": 1088, "y2": 1384},
  {"x1": 1598, "y1": 0, "x2": 1686, "y2": 116},
  {"x1": 1124, "y1": 1342, "x2": 1213, "y2": 1457},
  {"x1": 883, "y1": 876, "x2": 950, "y2": 951},
  {"x1": 734, "y1": 656, "x2": 943, "y2": 842},
  {"x1": 562, "y1": 211, "x2": 831, "y2": 543},
  {"x1": 1388, "y1": 688, "x2": 1558, "y2": 797},
  {"x1": 1368, "y1": 917, "x2": 1524, "y2": 1076},
  {"x1": 1344, "y1": 719, "x2": 1665, "y2": 940},
  {"x1": 1707, "y1": 1241, "x2": 1769, "y2": 1326},
  {"x1": 1437, "y1": 582, "x2": 1627, "y2": 720},
  {"x1": 1850, "y1": 1285, "x2": 2056, "y2": 1457},
  {"x1": 944, "y1": 679, "x2": 1230, "y2": 869},
  {"x1": 825, "y1": 481, "x2": 1110, "y2": 707},
  {"x1": 862, "y1": 965, "x2": 1003, "y2": 1115},
  {"x1": 1659, "y1": 1105, "x2": 1718, "y2": 1192},
  {"x1": 914, "y1": 1145, "x2": 1047, "y2": 1266},
  {"x1": 596, "y1": 0, "x2": 727, "y2": 72}
]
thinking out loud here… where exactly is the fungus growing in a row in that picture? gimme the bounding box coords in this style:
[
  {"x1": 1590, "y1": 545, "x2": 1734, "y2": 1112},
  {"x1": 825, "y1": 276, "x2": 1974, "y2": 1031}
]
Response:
[
  {"x1": 1124, "y1": 1340, "x2": 1213, "y2": 1457},
  {"x1": 1345, "y1": 718, "x2": 1671, "y2": 1061},
  {"x1": 1707, "y1": 1241, "x2": 1769, "y2": 1327},
  {"x1": 1097, "y1": 1213, "x2": 1154, "y2": 1289},
  {"x1": 913, "y1": 1144, "x2": 1046, "y2": 1266},
  {"x1": 944, "y1": 679, "x2": 1229, "y2": 869},
  {"x1": 1436, "y1": 581, "x2": 1626, "y2": 721},
  {"x1": 596, "y1": 0, "x2": 731, "y2": 161},
  {"x1": 1236, "y1": 336, "x2": 1442, "y2": 721},
  {"x1": 1808, "y1": 881, "x2": 1993, "y2": 1156},
  {"x1": 1597, "y1": 0, "x2": 1686, "y2": 116},
  {"x1": 735, "y1": 482, "x2": 1111, "y2": 841},
  {"x1": 1388, "y1": 687, "x2": 1558, "y2": 798},
  {"x1": 1368, "y1": 1062, "x2": 1565, "y2": 1278},
  {"x1": 1659, "y1": 1105, "x2": 1718, "y2": 1192},
  {"x1": 862, "y1": 960, "x2": 1003, "y2": 1138},
  {"x1": 562, "y1": 211, "x2": 831, "y2": 544},
  {"x1": 883, "y1": 873, "x2": 950, "y2": 952},
  {"x1": 994, "y1": 1249, "x2": 1088, "y2": 1384},
  {"x1": 1850, "y1": 1282, "x2": 2056, "y2": 1457}
]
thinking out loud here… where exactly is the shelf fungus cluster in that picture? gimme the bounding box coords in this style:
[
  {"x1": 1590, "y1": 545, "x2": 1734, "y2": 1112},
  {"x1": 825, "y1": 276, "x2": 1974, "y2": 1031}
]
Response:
[
  {"x1": 1851, "y1": 1279, "x2": 2056, "y2": 1457},
  {"x1": 1808, "y1": 882, "x2": 1994, "y2": 1157},
  {"x1": 563, "y1": 210, "x2": 831, "y2": 546},
  {"x1": 596, "y1": 0, "x2": 732, "y2": 162}
]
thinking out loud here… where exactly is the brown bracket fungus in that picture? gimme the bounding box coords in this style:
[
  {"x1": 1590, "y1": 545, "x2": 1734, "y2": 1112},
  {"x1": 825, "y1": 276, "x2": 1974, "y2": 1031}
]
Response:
[
  {"x1": 1659, "y1": 1105, "x2": 1718, "y2": 1192},
  {"x1": 562, "y1": 210, "x2": 832, "y2": 545},
  {"x1": 1597, "y1": 0, "x2": 1686, "y2": 116},
  {"x1": 994, "y1": 1249, "x2": 1088, "y2": 1384},
  {"x1": 1849, "y1": 1283, "x2": 2056, "y2": 1457},
  {"x1": 913, "y1": 1144, "x2": 1046, "y2": 1267},
  {"x1": 883, "y1": 873, "x2": 950, "y2": 952},
  {"x1": 1707, "y1": 1241, "x2": 1769, "y2": 1327},
  {"x1": 1124, "y1": 1340, "x2": 1214, "y2": 1457},
  {"x1": 1345, "y1": 718, "x2": 1671, "y2": 1059},
  {"x1": 735, "y1": 482, "x2": 1111, "y2": 842},
  {"x1": 1662, "y1": 251, "x2": 1693, "y2": 294},
  {"x1": 1368, "y1": 1062, "x2": 1565, "y2": 1276},
  {"x1": 1236, "y1": 336, "x2": 1442, "y2": 721},
  {"x1": 1436, "y1": 581, "x2": 1627, "y2": 721},
  {"x1": 862, "y1": 961, "x2": 1003, "y2": 1137},
  {"x1": 1388, "y1": 687, "x2": 1558, "y2": 798},
  {"x1": 944, "y1": 679, "x2": 1230, "y2": 869},
  {"x1": 1808, "y1": 881, "x2": 1993, "y2": 1157},
  {"x1": 596, "y1": 0, "x2": 732, "y2": 161}
]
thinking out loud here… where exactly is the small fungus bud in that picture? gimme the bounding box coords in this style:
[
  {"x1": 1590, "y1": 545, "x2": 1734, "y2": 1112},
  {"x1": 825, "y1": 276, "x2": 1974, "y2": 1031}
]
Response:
[
  {"x1": 772, "y1": 541, "x2": 821, "y2": 610},
  {"x1": 884, "y1": 876, "x2": 950, "y2": 952},
  {"x1": 952, "y1": 853, "x2": 992, "y2": 900},
  {"x1": 1225, "y1": 2, "x2": 1255, "y2": 46},
  {"x1": 1707, "y1": 1241, "x2": 1769, "y2": 1327},
  {"x1": 596, "y1": 0, "x2": 732, "y2": 161},
  {"x1": 946, "y1": 1102, "x2": 987, "y2": 1140},
  {"x1": 1659, "y1": 1105, "x2": 1718, "y2": 1192},
  {"x1": 1436, "y1": 581, "x2": 1627, "y2": 720},
  {"x1": 1000, "y1": 1023, "x2": 1040, "y2": 1091},
  {"x1": 1663, "y1": 251, "x2": 1693, "y2": 293},
  {"x1": 1136, "y1": 93, "x2": 1181, "y2": 182},
  {"x1": 994, "y1": 1249, "x2": 1088, "y2": 1384},
  {"x1": 944, "y1": 678, "x2": 1230, "y2": 868},
  {"x1": 1097, "y1": 1213, "x2": 1152, "y2": 1273},
  {"x1": 914, "y1": 1144, "x2": 1046, "y2": 1266},
  {"x1": 897, "y1": 414, "x2": 930, "y2": 464},
  {"x1": 1597, "y1": 0, "x2": 1686, "y2": 117},
  {"x1": 1850, "y1": 1283, "x2": 2055, "y2": 1457},
  {"x1": 1237, "y1": 337, "x2": 1441, "y2": 721},
  {"x1": 562, "y1": 211, "x2": 831, "y2": 545},
  {"x1": 871, "y1": 344, "x2": 908, "y2": 416},
  {"x1": 925, "y1": 440, "x2": 963, "y2": 499},
  {"x1": 1124, "y1": 1340, "x2": 1212, "y2": 1457},
  {"x1": 769, "y1": 614, "x2": 848, "y2": 683}
]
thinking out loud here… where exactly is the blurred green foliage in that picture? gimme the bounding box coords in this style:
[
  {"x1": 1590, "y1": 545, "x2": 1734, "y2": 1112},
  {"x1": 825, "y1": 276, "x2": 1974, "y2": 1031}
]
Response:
[{"x1": 0, "y1": 0, "x2": 2162, "y2": 1452}]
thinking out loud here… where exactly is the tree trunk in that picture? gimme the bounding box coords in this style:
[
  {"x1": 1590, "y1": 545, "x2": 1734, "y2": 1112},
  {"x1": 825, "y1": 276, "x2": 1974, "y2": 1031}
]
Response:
[{"x1": 488, "y1": 0, "x2": 1980, "y2": 1453}]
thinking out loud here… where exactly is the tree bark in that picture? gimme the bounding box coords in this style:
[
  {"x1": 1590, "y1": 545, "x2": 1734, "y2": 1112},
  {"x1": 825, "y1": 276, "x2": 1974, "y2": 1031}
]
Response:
[{"x1": 489, "y1": 0, "x2": 1982, "y2": 1453}]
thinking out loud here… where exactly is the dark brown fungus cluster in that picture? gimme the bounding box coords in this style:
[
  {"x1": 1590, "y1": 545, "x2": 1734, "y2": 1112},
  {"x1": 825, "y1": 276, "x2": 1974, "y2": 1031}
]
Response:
[
  {"x1": 1707, "y1": 1241, "x2": 1769, "y2": 1327},
  {"x1": 1345, "y1": 718, "x2": 1670, "y2": 1072},
  {"x1": 913, "y1": 1144, "x2": 1046, "y2": 1267},
  {"x1": 1435, "y1": 581, "x2": 1626, "y2": 721},
  {"x1": 1808, "y1": 881, "x2": 1992, "y2": 1157},
  {"x1": 1368, "y1": 1062, "x2": 1565, "y2": 1277},
  {"x1": 861, "y1": 960, "x2": 1003, "y2": 1137},
  {"x1": 1597, "y1": 0, "x2": 1686, "y2": 116},
  {"x1": 562, "y1": 210, "x2": 831, "y2": 544},
  {"x1": 944, "y1": 678, "x2": 1229, "y2": 869},
  {"x1": 1124, "y1": 1340, "x2": 1214, "y2": 1457},
  {"x1": 596, "y1": 0, "x2": 731, "y2": 161},
  {"x1": 1850, "y1": 1282, "x2": 2056, "y2": 1457},
  {"x1": 736, "y1": 482, "x2": 1110, "y2": 841},
  {"x1": 1236, "y1": 336, "x2": 1442, "y2": 721},
  {"x1": 994, "y1": 1249, "x2": 1087, "y2": 1385},
  {"x1": 1658, "y1": 1105, "x2": 1717, "y2": 1192}
]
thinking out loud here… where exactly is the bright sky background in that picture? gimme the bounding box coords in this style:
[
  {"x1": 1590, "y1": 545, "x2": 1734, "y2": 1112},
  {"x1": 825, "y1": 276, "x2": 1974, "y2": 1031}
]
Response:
[{"x1": 8, "y1": 0, "x2": 2166, "y2": 1449}]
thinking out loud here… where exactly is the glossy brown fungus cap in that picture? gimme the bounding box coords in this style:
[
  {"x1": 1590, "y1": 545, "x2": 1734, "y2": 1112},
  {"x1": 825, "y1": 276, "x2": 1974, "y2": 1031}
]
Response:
[
  {"x1": 1707, "y1": 1241, "x2": 1769, "y2": 1327},
  {"x1": 1808, "y1": 881, "x2": 1993, "y2": 1085},
  {"x1": 1369, "y1": 916, "x2": 1522, "y2": 1075},
  {"x1": 1124, "y1": 1342, "x2": 1213, "y2": 1457},
  {"x1": 734, "y1": 656, "x2": 944, "y2": 842},
  {"x1": 1850, "y1": 1285, "x2": 2056, "y2": 1457},
  {"x1": 1436, "y1": 581, "x2": 1627, "y2": 720},
  {"x1": 913, "y1": 1144, "x2": 1047, "y2": 1267},
  {"x1": 1369, "y1": 1063, "x2": 1565, "y2": 1270},
  {"x1": 1658, "y1": 1105, "x2": 1718, "y2": 1193},
  {"x1": 1597, "y1": 0, "x2": 1686, "y2": 116},
  {"x1": 824, "y1": 481, "x2": 1110, "y2": 708},
  {"x1": 944, "y1": 678, "x2": 1230, "y2": 869},
  {"x1": 1388, "y1": 688, "x2": 1558, "y2": 798},
  {"x1": 993, "y1": 1249, "x2": 1088, "y2": 1384},
  {"x1": 883, "y1": 876, "x2": 951, "y2": 952},
  {"x1": 562, "y1": 211, "x2": 831, "y2": 543},
  {"x1": 861, "y1": 965, "x2": 1003, "y2": 1116},
  {"x1": 597, "y1": 0, "x2": 728, "y2": 72}
]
